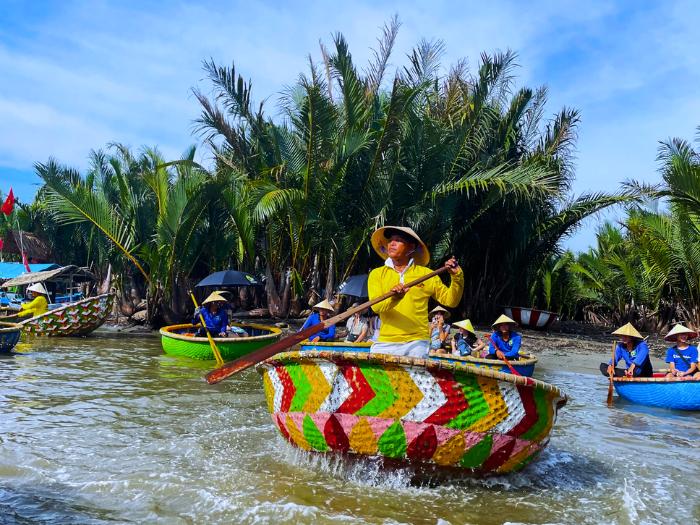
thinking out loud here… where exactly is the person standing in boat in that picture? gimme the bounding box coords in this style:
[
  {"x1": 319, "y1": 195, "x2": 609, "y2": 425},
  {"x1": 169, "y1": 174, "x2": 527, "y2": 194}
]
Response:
[
  {"x1": 663, "y1": 324, "x2": 698, "y2": 378},
  {"x1": 301, "y1": 299, "x2": 336, "y2": 342},
  {"x1": 602, "y1": 323, "x2": 653, "y2": 378},
  {"x1": 367, "y1": 226, "x2": 463, "y2": 358},
  {"x1": 193, "y1": 291, "x2": 229, "y2": 337},
  {"x1": 429, "y1": 306, "x2": 451, "y2": 351},
  {"x1": 16, "y1": 283, "x2": 50, "y2": 318},
  {"x1": 451, "y1": 319, "x2": 485, "y2": 357},
  {"x1": 485, "y1": 315, "x2": 522, "y2": 360}
]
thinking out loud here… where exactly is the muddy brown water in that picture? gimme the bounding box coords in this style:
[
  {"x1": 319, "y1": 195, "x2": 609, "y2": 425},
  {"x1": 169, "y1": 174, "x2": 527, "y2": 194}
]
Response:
[{"x1": 1, "y1": 331, "x2": 699, "y2": 524}]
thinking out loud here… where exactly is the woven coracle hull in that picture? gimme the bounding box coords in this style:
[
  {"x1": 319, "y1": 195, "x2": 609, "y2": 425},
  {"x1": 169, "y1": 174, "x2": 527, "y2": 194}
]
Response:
[
  {"x1": 160, "y1": 323, "x2": 282, "y2": 360},
  {"x1": 299, "y1": 341, "x2": 371, "y2": 352},
  {"x1": 504, "y1": 307, "x2": 558, "y2": 331},
  {"x1": 0, "y1": 322, "x2": 22, "y2": 352},
  {"x1": 429, "y1": 351, "x2": 537, "y2": 377},
  {"x1": 20, "y1": 293, "x2": 114, "y2": 337},
  {"x1": 613, "y1": 378, "x2": 700, "y2": 410},
  {"x1": 258, "y1": 351, "x2": 566, "y2": 474}
]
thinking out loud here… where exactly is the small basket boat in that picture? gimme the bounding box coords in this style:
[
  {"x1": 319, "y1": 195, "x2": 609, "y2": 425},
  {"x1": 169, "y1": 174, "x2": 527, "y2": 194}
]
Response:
[
  {"x1": 429, "y1": 351, "x2": 538, "y2": 377},
  {"x1": 504, "y1": 307, "x2": 558, "y2": 331},
  {"x1": 613, "y1": 376, "x2": 700, "y2": 410},
  {"x1": 20, "y1": 293, "x2": 115, "y2": 337},
  {"x1": 160, "y1": 322, "x2": 282, "y2": 360},
  {"x1": 258, "y1": 351, "x2": 566, "y2": 475},
  {"x1": 299, "y1": 340, "x2": 371, "y2": 352},
  {"x1": 0, "y1": 321, "x2": 22, "y2": 352}
]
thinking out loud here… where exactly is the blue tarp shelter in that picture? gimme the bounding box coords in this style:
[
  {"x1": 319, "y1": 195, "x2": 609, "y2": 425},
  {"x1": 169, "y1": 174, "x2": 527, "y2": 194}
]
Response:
[{"x1": 0, "y1": 262, "x2": 61, "y2": 281}]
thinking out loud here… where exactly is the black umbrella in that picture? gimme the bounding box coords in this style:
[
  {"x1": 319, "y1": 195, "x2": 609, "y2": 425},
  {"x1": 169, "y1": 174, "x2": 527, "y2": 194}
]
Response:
[
  {"x1": 337, "y1": 274, "x2": 369, "y2": 298},
  {"x1": 195, "y1": 270, "x2": 260, "y2": 288}
]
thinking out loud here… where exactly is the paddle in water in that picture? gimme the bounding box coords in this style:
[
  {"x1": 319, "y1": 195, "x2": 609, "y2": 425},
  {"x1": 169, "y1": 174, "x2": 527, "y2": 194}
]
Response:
[
  {"x1": 205, "y1": 266, "x2": 451, "y2": 384},
  {"x1": 190, "y1": 292, "x2": 224, "y2": 366},
  {"x1": 607, "y1": 340, "x2": 616, "y2": 406}
]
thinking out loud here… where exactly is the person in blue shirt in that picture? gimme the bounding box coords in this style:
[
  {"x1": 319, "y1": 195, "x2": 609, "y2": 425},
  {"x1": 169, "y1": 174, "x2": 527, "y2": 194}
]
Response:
[
  {"x1": 193, "y1": 291, "x2": 229, "y2": 337},
  {"x1": 301, "y1": 299, "x2": 336, "y2": 342},
  {"x1": 486, "y1": 314, "x2": 522, "y2": 360},
  {"x1": 450, "y1": 319, "x2": 485, "y2": 357},
  {"x1": 602, "y1": 322, "x2": 653, "y2": 378},
  {"x1": 663, "y1": 323, "x2": 698, "y2": 378}
]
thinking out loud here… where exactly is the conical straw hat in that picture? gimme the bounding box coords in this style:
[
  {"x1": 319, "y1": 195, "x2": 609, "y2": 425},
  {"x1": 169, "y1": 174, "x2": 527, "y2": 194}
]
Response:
[
  {"x1": 27, "y1": 283, "x2": 49, "y2": 296},
  {"x1": 313, "y1": 299, "x2": 334, "y2": 313},
  {"x1": 371, "y1": 226, "x2": 430, "y2": 266},
  {"x1": 453, "y1": 319, "x2": 476, "y2": 335},
  {"x1": 429, "y1": 305, "x2": 451, "y2": 320},
  {"x1": 611, "y1": 322, "x2": 643, "y2": 339},
  {"x1": 492, "y1": 314, "x2": 517, "y2": 329},
  {"x1": 664, "y1": 323, "x2": 698, "y2": 342},
  {"x1": 202, "y1": 291, "x2": 228, "y2": 305}
]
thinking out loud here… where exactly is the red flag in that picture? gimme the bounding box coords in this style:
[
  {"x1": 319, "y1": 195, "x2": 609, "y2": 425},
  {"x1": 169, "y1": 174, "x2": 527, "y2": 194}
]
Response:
[
  {"x1": 0, "y1": 239, "x2": 3, "y2": 251},
  {"x1": 22, "y1": 251, "x2": 31, "y2": 273},
  {"x1": 1, "y1": 188, "x2": 14, "y2": 215}
]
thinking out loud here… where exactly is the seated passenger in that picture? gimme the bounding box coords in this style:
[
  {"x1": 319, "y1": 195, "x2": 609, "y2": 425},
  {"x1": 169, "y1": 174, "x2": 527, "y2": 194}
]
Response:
[
  {"x1": 193, "y1": 292, "x2": 229, "y2": 337},
  {"x1": 663, "y1": 324, "x2": 698, "y2": 378},
  {"x1": 429, "y1": 306, "x2": 451, "y2": 351},
  {"x1": 301, "y1": 299, "x2": 336, "y2": 342},
  {"x1": 451, "y1": 319, "x2": 485, "y2": 357},
  {"x1": 485, "y1": 314, "x2": 522, "y2": 360},
  {"x1": 602, "y1": 322, "x2": 653, "y2": 378},
  {"x1": 17, "y1": 283, "x2": 50, "y2": 318},
  {"x1": 368, "y1": 311, "x2": 381, "y2": 343},
  {"x1": 345, "y1": 303, "x2": 369, "y2": 343}
]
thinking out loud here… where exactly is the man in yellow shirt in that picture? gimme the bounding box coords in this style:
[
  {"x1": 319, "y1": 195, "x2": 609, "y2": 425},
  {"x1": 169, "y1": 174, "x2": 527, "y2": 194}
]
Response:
[
  {"x1": 17, "y1": 283, "x2": 50, "y2": 318},
  {"x1": 368, "y1": 226, "x2": 463, "y2": 357}
]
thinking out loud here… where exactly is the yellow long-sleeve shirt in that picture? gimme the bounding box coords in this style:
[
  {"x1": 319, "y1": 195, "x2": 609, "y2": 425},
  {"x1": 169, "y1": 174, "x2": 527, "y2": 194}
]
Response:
[
  {"x1": 17, "y1": 295, "x2": 48, "y2": 318},
  {"x1": 368, "y1": 263, "x2": 464, "y2": 343}
]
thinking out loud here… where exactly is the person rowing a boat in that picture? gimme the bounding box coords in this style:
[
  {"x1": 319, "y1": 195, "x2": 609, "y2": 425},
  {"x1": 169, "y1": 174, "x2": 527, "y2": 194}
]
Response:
[
  {"x1": 485, "y1": 315, "x2": 522, "y2": 361},
  {"x1": 16, "y1": 283, "x2": 50, "y2": 318},
  {"x1": 663, "y1": 324, "x2": 698, "y2": 378},
  {"x1": 367, "y1": 226, "x2": 463, "y2": 358},
  {"x1": 602, "y1": 322, "x2": 653, "y2": 378},
  {"x1": 193, "y1": 291, "x2": 229, "y2": 337},
  {"x1": 301, "y1": 299, "x2": 336, "y2": 342}
]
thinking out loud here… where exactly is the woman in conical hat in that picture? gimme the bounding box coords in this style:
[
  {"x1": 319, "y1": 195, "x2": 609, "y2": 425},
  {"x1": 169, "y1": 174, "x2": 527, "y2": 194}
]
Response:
[
  {"x1": 367, "y1": 226, "x2": 463, "y2": 358},
  {"x1": 429, "y1": 306, "x2": 451, "y2": 351},
  {"x1": 451, "y1": 319, "x2": 485, "y2": 357},
  {"x1": 663, "y1": 324, "x2": 698, "y2": 378},
  {"x1": 300, "y1": 299, "x2": 336, "y2": 342},
  {"x1": 194, "y1": 291, "x2": 230, "y2": 337},
  {"x1": 17, "y1": 282, "x2": 50, "y2": 318},
  {"x1": 485, "y1": 314, "x2": 522, "y2": 361},
  {"x1": 603, "y1": 322, "x2": 653, "y2": 378}
]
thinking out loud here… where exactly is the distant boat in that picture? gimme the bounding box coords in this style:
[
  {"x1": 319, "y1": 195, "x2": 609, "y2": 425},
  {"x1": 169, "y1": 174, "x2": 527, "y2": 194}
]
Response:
[
  {"x1": 0, "y1": 321, "x2": 22, "y2": 352},
  {"x1": 429, "y1": 351, "x2": 538, "y2": 377},
  {"x1": 504, "y1": 306, "x2": 558, "y2": 330}
]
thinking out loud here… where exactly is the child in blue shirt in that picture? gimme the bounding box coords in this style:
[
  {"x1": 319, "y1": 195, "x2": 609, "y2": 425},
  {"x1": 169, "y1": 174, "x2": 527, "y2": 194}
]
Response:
[
  {"x1": 603, "y1": 323, "x2": 653, "y2": 378},
  {"x1": 486, "y1": 314, "x2": 522, "y2": 360},
  {"x1": 663, "y1": 324, "x2": 698, "y2": 378},
  {"x1": 451, "y1": 319, "x2": 485, "y2": 357}
]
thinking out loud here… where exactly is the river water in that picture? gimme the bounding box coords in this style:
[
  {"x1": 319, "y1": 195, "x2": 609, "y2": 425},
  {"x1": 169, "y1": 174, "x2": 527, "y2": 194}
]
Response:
[{"x1": 1, "y1": 332, "x2": 699, "y2": 524}]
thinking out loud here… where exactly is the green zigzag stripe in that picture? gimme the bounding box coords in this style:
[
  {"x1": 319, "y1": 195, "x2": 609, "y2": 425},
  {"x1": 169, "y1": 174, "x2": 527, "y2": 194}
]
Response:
[
  {"x1": 447, "y1": 371, "x2": 489, "y2": 429},
  {"x1": 286, "y1": 364, "x2": 312, "y2": 412},
  {"x1": 521, "y1": 387, "x2": 549, "y2": 441},
  {"x1": 355, "y1": 366, "x2": 397, "y2": 416},
  {"x1": 302, "y1": 415, "x2": 328, "y2": 451},
  {"x1": 460, "y1": 435, "x2": 493, "y2": 468},
  {"x1": 377, "y1": 421, "x2": 407, "y2": 458}
]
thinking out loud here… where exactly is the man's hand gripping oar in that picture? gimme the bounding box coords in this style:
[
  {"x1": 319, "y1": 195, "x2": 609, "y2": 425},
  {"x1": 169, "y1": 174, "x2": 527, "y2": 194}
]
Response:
[{"x1": 204, "y1": 265, "x2": 452, "y2": 384}]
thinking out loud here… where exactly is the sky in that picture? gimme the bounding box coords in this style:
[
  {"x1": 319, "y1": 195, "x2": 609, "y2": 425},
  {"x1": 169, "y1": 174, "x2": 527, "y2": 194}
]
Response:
[{"x1": 0, "y1": 0, "x2": 698, "y2": 251}]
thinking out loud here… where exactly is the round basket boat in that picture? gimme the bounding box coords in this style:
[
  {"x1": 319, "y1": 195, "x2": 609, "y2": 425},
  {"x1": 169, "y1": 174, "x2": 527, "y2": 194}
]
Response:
[
  {"x1": 298, "y1": 340, "x2": 371, "y2": 353},
  {"x1": 504, "y1": 306, "x2": 558, "y2": 331},
  {"x1": 20, "y1": 293, "x2": 115, "y2": 337},
  {"x1": 258, "y1": 351, "x2": 567, "y2": 475},
  {"x1": 0, "y1": 321, "x2": 22, "y2": 353},
  {"x1": 160, "y1": 322, "x2": 282, "y2": 360},
  {"x1": 613, "y1": 376, "x2": 700, "y2": 411},
  {"x1": 429, "y1": 351, "x2": 538, "y2": 377}
]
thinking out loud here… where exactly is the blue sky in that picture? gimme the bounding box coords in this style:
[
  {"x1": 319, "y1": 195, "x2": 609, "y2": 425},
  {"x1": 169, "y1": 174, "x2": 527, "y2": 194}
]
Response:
[{"x1": 0, "y1": 0, "x2": 698, "y2": 250}]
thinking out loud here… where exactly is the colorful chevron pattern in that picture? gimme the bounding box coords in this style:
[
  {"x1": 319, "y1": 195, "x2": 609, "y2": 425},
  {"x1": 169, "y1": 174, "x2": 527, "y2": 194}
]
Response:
[
  {"x1": 258, "y1": 351, "x2": 566, "y2": 474},
  {"x1": 22, "y1": 293, "x2": 114, "y2": 337}
]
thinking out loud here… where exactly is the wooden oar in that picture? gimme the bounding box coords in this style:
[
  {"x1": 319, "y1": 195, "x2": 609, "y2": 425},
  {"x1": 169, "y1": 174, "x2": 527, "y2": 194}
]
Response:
[
  {"x1": 205, "y1": 266, "x2": 450, "y2": 384},
  {"x1": 495, "y1": 352, "x2": 534, "y2": 385},
  {"x1": 607, "y1": 340, "x2": 616, "y2": 406},
  {"x1": 190, "y1": 292, "x2": 224, "y2": 366}
]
